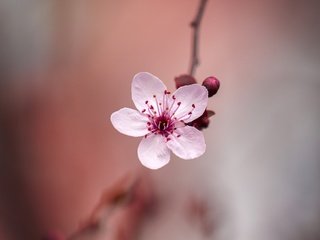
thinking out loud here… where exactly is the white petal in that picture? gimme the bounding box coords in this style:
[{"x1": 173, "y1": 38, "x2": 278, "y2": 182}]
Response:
[
  {"x1": 167, "y1": 126, "x2": 206, "y2": 159},
  {"x1": 171, "y1": 84, "x2": 208, "y2": 123},
  {"x1": 110, "y1": 108, "x2": 149, "y2": 137},
  {"x1": 138, "y1": 134, "x2": 170, "y2": 169},
  {"x1": 131, "y1": 72, "x2": 167, "y2": 113}
]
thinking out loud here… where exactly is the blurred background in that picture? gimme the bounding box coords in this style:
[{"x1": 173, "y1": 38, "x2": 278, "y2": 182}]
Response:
[{"x1": 0, "y1": 0, "x2": 320, "y2": 239}]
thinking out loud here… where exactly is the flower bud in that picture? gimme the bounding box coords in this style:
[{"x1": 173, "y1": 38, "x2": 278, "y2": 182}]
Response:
[
  {"x1": 174, "y1": 74, "x2": 197, "y2": 89},
  {"x1": 202, "y1": 76, "x2": 220, "y2": 97}
]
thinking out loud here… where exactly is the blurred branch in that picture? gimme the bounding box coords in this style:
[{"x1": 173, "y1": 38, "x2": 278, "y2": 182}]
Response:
[
  {"x1": 67, "y1": 175, "x2": 138, "y2": 240},
  {"x1": 61, "y1": 174, "x2": 155, "y2": 240},
  {"x1": 189, "y1": 0, "x2": 209, "y2": 76}
]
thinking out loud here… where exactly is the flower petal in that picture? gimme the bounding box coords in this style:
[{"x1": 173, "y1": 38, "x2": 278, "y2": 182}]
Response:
[
  {"x1": 167, "y1": 126, "x2": 206, "y2": 159},
  {"x1": 132, "y1": 72, "x2": 167, "y2": 113},
  {"x1": 138, "y1": 134, "x2": 170, "y2": 169},
  {"x1": 110, "y1": 108, "x2": 149, "y2": 137},
  {"x1": 171, "y1": 84, "x2": 208, "y2": 123}
]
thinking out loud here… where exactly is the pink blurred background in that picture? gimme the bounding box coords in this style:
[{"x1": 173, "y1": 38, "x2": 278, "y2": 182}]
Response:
[{"x1": 0, "y1": 1, "x2": 320, "y2": 239}]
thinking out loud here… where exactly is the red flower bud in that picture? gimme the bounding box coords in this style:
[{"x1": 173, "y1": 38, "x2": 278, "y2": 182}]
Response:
[
  {"x1": 174, "y1": 74, "x2": 197, "y2": 89},
  {"x1": 202, "y1": 76, "x2": 220, "y2": 97}
]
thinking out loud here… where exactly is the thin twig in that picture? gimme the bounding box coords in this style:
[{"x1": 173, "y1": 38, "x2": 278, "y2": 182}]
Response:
[{"x1": 189, "y1": 0, "x2": 209, "y2": 76}]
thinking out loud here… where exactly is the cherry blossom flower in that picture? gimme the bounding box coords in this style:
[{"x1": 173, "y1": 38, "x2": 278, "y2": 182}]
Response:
[{"x1": 110, "y1": 72, "x2": 208, "y2": 169}]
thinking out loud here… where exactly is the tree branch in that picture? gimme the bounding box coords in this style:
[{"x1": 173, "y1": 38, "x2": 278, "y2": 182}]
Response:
[{"x1": 189, "y1": 0, "x2": 209, "y2": 76}]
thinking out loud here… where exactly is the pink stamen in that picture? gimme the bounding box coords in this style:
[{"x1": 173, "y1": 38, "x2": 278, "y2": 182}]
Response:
[
  {"x1": 168, "y1": 95, "x2": 176, "y2": 113},
  {"x1": 147, "y1": 107, "x2": 154, "y2": 117},
  {"x1": 170, "y1": 102, "x2": 181, "y2": 118},
  {"x1": 162, "y1": 91, "x2": 166, "y2": 113},
  {"x1": 145, "y1": 100, "x2": 156, "y2": 118},
  {"x1": 153, "y1": 95, "x2": 161, "y2": 115},
  {"x1": 176, "y1": 104, "x2": 196, "y2": 121},
  {"x1": 178, "y1": 113, "x2": 191, "y2": 121}
]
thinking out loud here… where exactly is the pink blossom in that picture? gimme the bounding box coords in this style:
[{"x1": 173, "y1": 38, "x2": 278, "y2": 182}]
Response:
[{"x1": 111, "y1": 72, "x2": 208, "y2": 169}]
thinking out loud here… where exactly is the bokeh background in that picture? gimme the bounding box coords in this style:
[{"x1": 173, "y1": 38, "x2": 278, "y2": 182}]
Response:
[{"x1": 0, "y1": 0, "x2": 320, "y2": 240}]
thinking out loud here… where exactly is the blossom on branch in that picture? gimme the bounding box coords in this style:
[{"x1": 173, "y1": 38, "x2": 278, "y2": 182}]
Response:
[{"x1": 111, "y1": 72, "x2": 208, "y2": 169}]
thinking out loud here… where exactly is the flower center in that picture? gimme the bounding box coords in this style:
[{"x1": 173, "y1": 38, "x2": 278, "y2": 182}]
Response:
[
  {"x1": 158, "y1": 119, "x2": 168, "y2": 131},
  {"x1": 141, "y1": 90, "x2": 196, "y2": 140},
  {"x1": 154, "y1": 110, "x2": 174, "y2": 132}
]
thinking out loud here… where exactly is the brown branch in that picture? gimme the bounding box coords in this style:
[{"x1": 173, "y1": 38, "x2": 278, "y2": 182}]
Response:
[{"x1": 189, "y1": 0, "x2": 209, "y2": 76}]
